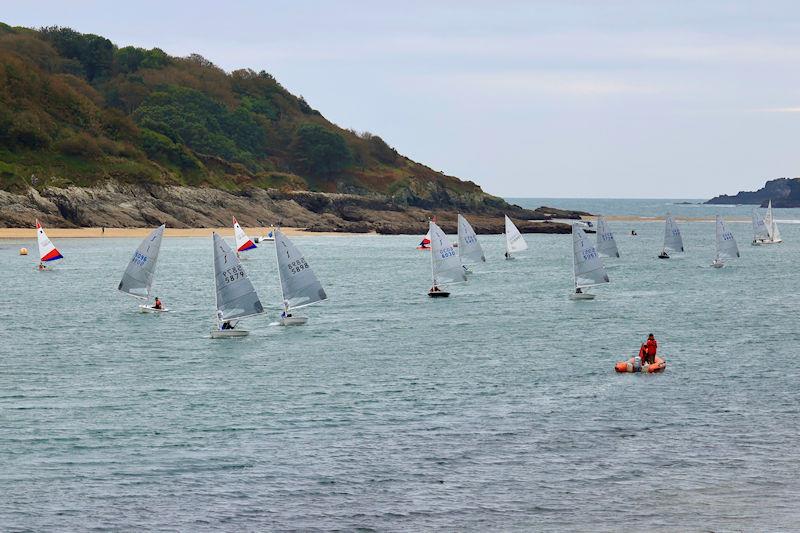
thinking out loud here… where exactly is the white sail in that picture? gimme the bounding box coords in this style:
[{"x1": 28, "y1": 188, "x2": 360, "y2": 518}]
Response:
[
  {"x1": 457, "y1": 214, "x2": 485, "y2": 264},
  {"x1": 36, "y1": 219, "x2": 63, "y2": 262},
  {"x1": 118, "y1": 225, "x2": 165, "y2": 299},
  {"x1": 504, "y1": 215, "x2": 528, "y2": 254},
  {"x1": 752, "y1": 209, "x2": 770, "y2": 241},
  {"x1": 274, "y1": 229, "x2": 327, "y2": 310},
  {"x1": 430, "y1": 221, "x2": 466, "y2": 286},
  {"x1": 715, "y1": 215, "x2": 740, "y2": 261},
  {"x1": 764, "y1": 201, "x2": 782, "y2": 242},
  {"x1": 595, "y1": 216, "x2": 619, "y2": 258},
  {"x1": 572, "y1": 224, "x2": 609, "y2": 289},
  {"x1": 233, "y1": 216, "x2": 257, "y2": 252},
  {"x1": 213, "y1": 232, "x2": 264, "y2": 321},
  {"x1": 663, "y1": 213, "x2": 684, "y2": 253}
]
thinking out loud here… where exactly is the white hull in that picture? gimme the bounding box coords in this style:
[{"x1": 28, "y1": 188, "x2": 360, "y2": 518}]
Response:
[
  {"x1": 139, "y1": 304, "x2": 170, "y2": 313},
  {"x1": 711, "y1": 260, "x2": 725, "y2": 269},
  {"x1": 569, "y1": 292, "x2": 596, "y2": 300},
  {"x1": 279, "y1": 316, "x2": 308, "y2": 326},
  {"x1": 211, "y1": 329, "x2": 249, "y2": 338},
  {"x1": 752, "y1": 238, "x2": 781, "y2": 245}
]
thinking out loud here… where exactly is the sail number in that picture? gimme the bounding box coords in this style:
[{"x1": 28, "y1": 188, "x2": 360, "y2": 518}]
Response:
[
  {"x1": 600, "y1": 232, "x2": 613, "y2": 241},
  {"x1": 288, "y1": 258, "x2": 309, "y2": 274},
  {"x1": 722, "y1": 232, "x2": 734, "y2": 241},
  {"x1": 463, "y1": 235, "x2": 477, "y2": 245},
  {"x1": 132, "y1": 251, "x2": 149, "y2": 266},
  {"x1": 223, "y1": 265, "x2": 246, "y2": 283},
  {"x1": 439, "y1": 248, "x2": 456, "y2": 259},
  {"x1": 582, "y1": 249, "x2": 599, "y2": 261}
]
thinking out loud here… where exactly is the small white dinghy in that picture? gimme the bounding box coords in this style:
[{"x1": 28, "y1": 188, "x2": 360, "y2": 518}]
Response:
[
  {"x1": 569, "y1": 223, "x2": 609, "y2": 299},
  {"x1": 210, "y1": 232, "x2": 265, "y2": 338},
  {"x1": 503, "y1": 215, "x2": 528, "y2": 260},
  {"x1": 233, "y1": 216, "x2": 257, "y2": 256},
  {"x1": 751, "y1": 208, "x2": 770, "y2": 245},
  {"x1": 756, "y1": 200, "x2": 783, "y2": 245},
  {"x1": 711, "y1": 215, "x2": 740, "y2": 268},
  {"x1": 118, "y1": 224, "x2": 169, "y2": 312},
  {"x1": 35, "y1": 219, "x2": 64, "y2": 270},
  {"x1": 596, "y1": 215, "x2": 620, "y2": 258},
  {"x1": 428, "y1": 221, "x2": 466, "y2": 297},
  {"x1": 457, "y1": 214, "x2": 485, "y2": 275},
  {"x1": 256, "y1": 226, "x2": 276, "y2": 243},
  {"x1": 274, "y1": 228, "x2": 327, "y2": 326},
  {"x1": 658, "y1": 213, "x2": 684, "y2": 259}
]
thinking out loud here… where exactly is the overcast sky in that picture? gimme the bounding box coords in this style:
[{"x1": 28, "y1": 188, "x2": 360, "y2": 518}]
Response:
[{"x1": 6, "y1": 1, "x2": 800, "y2": 198}]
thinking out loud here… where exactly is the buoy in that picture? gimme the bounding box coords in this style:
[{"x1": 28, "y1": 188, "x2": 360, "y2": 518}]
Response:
[{"x1": 19, "y1": 247, "x2": 28, "y2": 255}]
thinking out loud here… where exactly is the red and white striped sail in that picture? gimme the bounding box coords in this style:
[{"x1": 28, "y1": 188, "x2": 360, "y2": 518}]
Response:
[
  {"x1": 232, "y1": 216, "x2": 256, "y2": 252},
  {"x1": 36, "y1": 219, "x2": 63, "y2": 262},
  {"x1": 417, "y1": 216, "x2": 436, "y2": 249}
]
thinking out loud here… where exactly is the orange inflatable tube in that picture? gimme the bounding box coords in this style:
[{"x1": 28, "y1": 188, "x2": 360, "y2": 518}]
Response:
[{"x1": 615, "y1": 356, "x2": 666, "y2": 373}]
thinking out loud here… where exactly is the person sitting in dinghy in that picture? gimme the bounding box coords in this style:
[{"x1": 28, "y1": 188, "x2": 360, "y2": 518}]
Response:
[
  {"x1": 281, "y1": 299, "x2": 293, "y2": 318},
  {"x1": 153, "y1": 297, "x2": 163, "y2": 310},
  {"x1": 217, "y1": 309, "x2": 235, "y2": 330}
]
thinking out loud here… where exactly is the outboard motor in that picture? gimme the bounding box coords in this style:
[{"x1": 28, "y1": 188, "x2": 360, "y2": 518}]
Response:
[{"x1": 633, "y1": 355, "x2": 642, "y2": 372}]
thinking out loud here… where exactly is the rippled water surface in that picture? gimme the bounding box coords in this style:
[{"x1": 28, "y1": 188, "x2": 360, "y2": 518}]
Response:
[{"x1": 2, "y1": 205, "x2": 800, "y2": 530}]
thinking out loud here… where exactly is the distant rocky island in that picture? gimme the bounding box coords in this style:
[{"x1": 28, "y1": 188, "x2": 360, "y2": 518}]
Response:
[
  {"x1": 706, "y1": 178, "x2": 800, "y2": 207},
  {"x1": 0, "y1": 23, "x2": 585, "y2": 233}
]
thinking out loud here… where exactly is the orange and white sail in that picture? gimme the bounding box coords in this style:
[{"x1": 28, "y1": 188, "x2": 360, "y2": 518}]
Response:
[
  {"x1": 36, "y1": 219, "x2": 63, "y2": 262},
  {"x1": 233, "y1": 216, "x2": 256, "y2": 252}
]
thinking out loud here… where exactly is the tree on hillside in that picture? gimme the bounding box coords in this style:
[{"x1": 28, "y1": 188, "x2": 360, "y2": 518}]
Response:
[{"x1": 290, "y1": 124, "x2": 352, "y2": 177}]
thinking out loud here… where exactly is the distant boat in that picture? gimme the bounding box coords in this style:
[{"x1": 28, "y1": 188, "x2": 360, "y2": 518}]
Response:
[
  {"x1": 428, "y1": 221, "x2": 466, "y2": 297},
  {"x1": 712, "y1": 215, "x2": 740, "y2": 268},
  {"x1": 256, "y1": 226, "x2": 276, "y2": 243},
  {"x1": 233, "y1": 216, "x2": 257, "y2": 255},
  {"x1": 274, "y1": 228, "x2": 327, "y2": 325},
  {"x1": 753, "y1": 200, "x2": 782, "y2": 245},
  {"x1": 658, "y1": 213, "x2": 684, "y2": 259},
  {"x1": 595, "y1": 215, "x2": 620, "y2": 258},
  {"x1": 211, "y1": 232, "x2": 264, "y2": 338},
  {"x1": 504, "y1": 215, "x2": 528, "y2": 260},
  {"x1": 35, "y1": 219, "x2": 63, "y2": 269},
  {"x1": 118, "y1": 224, "x2": 168, "y2": 312},
  {"x1": 417, "y1": 220, "x2": 432, "y2": 250},
  {"x1": 570, "y1": 224, "x2": 609, "y2": 300},
  {"x1": 457, "y1": 214, "x2": 485, "y2": 274}
]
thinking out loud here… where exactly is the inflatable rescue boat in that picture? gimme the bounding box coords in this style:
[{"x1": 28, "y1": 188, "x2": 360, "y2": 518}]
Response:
[{"x1": 615, "y1": 356, "x2": 666, "y2": 373}]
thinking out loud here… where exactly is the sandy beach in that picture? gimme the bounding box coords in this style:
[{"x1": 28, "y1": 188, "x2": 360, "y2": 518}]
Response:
[{"x1": 0, "y1": 227, "x2": 374, "y2": 239}]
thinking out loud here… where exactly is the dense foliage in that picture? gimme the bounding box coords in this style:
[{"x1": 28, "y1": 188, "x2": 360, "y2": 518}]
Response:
[{"x1": 0, "y1": 22, "x2": 477, "y2": 197}]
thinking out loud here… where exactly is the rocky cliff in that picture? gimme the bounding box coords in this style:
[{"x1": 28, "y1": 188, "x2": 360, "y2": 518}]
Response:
[{"x1": 706, "y1": 178, "x2": 800, "y2": 207}]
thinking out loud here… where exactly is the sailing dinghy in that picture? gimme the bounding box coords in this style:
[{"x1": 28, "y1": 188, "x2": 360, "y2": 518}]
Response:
[
  {"x1": 35, "y1": 219, "x2": 63, "y2": 270},
  {"x1": 596, "y1": 216, "x2": 620, "y2": 258},
  {"x1": 658, "y1": 213, "x2": 684, "y2": 259},
  {"x1": 233, "y1": 216, "x2": 257, "y2": 256},
  {"x1": 118, "y1": 224, "x2": 168, "y2": 312},
  {"x1": 504, "y1": 215, "x2": 528, "y2": 260},
  {"x1": 570, "y1": 224, "x2": 609, "y2": 299},
  {"x1": 761, "y1": 200, "x2": 782, "y2": 244},
  {"x1": 457, "y1": 214, "x2": 485, "y2": 274},
  {"x1": 428, "y1": 221, "x2": 466, "y2": 297},
  {"x1": 274, "y1": 228, "x2": 327, "y2": 325},
  {"x1": 751, "y1": 209, "x2": 770, "y2": 245},
  {"x1": 211, "y1": 232, "x2": 264, "y2": 338},
  {"x1": 712, "y1": 215, "x2": 740, "y2": 268}
]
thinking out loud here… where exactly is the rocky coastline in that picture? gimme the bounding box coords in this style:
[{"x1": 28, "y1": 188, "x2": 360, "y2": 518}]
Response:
[
  {"x1": 0, "y1": 182, "x2": 588, "y2": 234},
  {"x1": 706, "y1": 177, "x2": 800, "y2": 207}
]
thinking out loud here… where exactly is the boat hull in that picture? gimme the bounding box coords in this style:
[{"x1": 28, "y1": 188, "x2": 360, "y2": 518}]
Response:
[
  {"x1": 428, "y1": 291, "x2": 450, "y2": 298},
  {"x1": 139, "y1": 304, "x2": 169, "y2": 313},
  {"x1": 615, "y1": 356, "x2": 666, "y2": 373},
  {"x1": 211, "y1": 329, "x2": 249, "y2": 338},
  {"x1": 710, "y1": 260, "x2": 724, "y2": 269},
  {"x1": 279, "y1": 316, "x2": 308, "y2": 326},
  {"x1": 569, "y1": 292, "x2": 595, "y2": 300}
]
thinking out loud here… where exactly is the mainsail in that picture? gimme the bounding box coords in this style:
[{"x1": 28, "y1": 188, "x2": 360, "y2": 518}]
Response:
[
  {"x1": 715, "y1": 215, "x2": 740, "y2": 260},
  {"x1": 274, "y1": 229, "x2": 327, "y2": 310},
  {"x1": 430, "y1": 221, "x2": 466, "y2": 286},
  {"x1": 764, "y1": 200, "x2": 782, "y2": 242},
  {"x1": 213, "y1": 232, "x2": 264, "y2": 321},
  {"x1": 233, "y1": 216, "x2": 257, "y2": 252},
  {"x1": 504, "y1": 215, "x2": 528, "y2": 254},
  {"x1": 457, "y1": 214, "x2": 485, "y2": 264},
  {"x1": 663, "y1": 213, "x2": 684, "y2": 253},
  {"x1": 572, "y1": 224, "x2": 609, "y2": 289},
  {"x1": 752, "y1": 209, "x2": 770, "y2": 241},
  {"x1": 595, "y1": 216, "x2": 620, "y2": 258},
  {"x1": 36, "y1": 219, "x2": 63, "y2": 262},
  {"x1": 118, "y1": 224, "x2": 165, "y2": 299}
]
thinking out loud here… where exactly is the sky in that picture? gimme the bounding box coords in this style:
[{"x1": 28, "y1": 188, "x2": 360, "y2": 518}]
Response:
[{"x1": 5, "y1": 0, "x2": 800, "y2": 198}]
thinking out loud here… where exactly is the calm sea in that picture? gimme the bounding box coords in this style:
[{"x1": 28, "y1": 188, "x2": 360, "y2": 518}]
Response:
[{"x1": 2, "y1": 199, "x2": 799, "y2": 531}]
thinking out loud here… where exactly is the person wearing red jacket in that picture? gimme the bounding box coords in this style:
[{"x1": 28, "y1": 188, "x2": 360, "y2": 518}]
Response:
[{"x1": 641, "y1": 334, "x2": 657, "y2": 364}]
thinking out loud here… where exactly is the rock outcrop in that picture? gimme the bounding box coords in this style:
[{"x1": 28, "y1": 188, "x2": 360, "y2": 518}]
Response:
[
  {"x1": 706, "y1": 178, "x2": 800, "y2": 207},
  {"x1": 0, "y1": 182, "x2": 586, "y2": 234}
]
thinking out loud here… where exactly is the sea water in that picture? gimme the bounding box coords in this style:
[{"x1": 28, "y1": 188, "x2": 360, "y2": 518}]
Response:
[{"x1": 2, "y1": 200, "x2": 799, "y2": 530}]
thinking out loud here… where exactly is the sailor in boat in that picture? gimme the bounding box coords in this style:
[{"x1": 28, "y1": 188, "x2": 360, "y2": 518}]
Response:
[
  {"x1": 153, "y1": 297, "x2": 163, "y2": 310},
  {"x1": 575, "y1": 287, "x2": 583, "y2": 294},
  {"x1": 430, "y1": 285, "x2": 443, "y2": 293},
  {"x1": 38, "y1": 262, "x2": 46, "y2": 270},
  {"x1": 639, "y1": 333, "x2": 658, "y2": 364},
  {"x1": 504, "y1": 251, "x2": 509, "y2": 259},
  {"x1": 281, "y1": 299, "x2": 293, "y2": 319},
  {"x1": 631, "y1": 230, "x2": 637, "y2": 236},
  {"x1": 216, "y1": 309, "x2": 236, "y2": 330}
]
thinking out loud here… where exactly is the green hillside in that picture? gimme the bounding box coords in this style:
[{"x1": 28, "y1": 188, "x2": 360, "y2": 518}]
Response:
[{"x1": 0, "y1": 23, "x2": 488, "y2": 202}]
